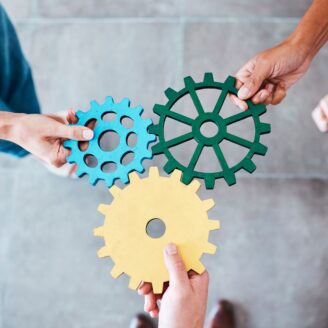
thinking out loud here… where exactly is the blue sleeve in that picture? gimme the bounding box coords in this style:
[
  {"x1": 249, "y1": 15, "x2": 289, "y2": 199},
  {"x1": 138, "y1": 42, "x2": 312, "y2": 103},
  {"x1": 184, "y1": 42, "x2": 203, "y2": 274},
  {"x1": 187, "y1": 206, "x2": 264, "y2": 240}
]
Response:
[{"x1": 0, "y1": 4, "x2": 41, "y2": 157}]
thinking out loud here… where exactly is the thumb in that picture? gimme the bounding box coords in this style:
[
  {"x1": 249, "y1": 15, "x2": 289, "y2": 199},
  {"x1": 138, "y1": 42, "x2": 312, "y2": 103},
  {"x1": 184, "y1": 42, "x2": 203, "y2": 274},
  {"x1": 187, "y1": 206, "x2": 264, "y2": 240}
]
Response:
[
  {"x1": 164, "y1": 243, "x2": 189, "y2": 287},
  {"x1": 51, "y1": 122, "x2": 94, "y2": 141},
  {"x1": 237, "y1": 59, "x2": 270, "y2": 100}
]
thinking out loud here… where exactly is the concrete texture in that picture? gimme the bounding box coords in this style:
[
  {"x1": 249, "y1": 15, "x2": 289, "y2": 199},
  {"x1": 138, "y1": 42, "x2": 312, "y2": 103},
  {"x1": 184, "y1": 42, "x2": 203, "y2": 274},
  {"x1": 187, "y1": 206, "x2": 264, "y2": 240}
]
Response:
[{"x1": 1, "y1": 0, "x2": 328, "y2": 327}]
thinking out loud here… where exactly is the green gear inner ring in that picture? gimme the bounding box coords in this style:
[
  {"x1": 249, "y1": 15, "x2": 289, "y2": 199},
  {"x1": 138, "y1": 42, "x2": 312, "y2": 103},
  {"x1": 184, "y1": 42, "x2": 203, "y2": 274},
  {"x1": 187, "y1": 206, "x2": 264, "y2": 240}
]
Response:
[{"x1": 150, "y1": 74, "x2": 271, "y2": 189}]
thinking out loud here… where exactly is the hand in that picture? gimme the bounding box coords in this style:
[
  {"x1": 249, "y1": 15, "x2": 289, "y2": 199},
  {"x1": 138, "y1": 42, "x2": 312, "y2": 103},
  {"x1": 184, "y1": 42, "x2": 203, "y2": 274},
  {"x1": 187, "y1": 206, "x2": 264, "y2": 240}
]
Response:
[
  {"x1": 10, "y1": 111, "x2": 93, "y2": 167},
  {"x1": 138, "y1": 243, "x2": 209, "y2": 328},
  {"x1": 231, "y1": 39, "x2": 313, "y2": 110}
]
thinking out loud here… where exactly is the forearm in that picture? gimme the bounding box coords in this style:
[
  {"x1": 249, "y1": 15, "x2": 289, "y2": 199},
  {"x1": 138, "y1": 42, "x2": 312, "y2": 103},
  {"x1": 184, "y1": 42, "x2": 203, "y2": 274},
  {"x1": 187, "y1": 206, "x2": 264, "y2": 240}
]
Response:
[
  {"x1": 289, "y1": 0, "x2": 328, "y2": 59},
  {"x1": 0, "y1": 112, "x2": 23, "y2": 142}
]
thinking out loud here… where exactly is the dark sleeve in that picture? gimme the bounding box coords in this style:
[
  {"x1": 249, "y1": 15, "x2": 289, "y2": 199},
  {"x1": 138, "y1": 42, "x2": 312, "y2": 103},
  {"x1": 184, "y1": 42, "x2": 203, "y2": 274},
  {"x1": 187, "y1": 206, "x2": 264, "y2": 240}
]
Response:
[{"x1": 0, "y1": 5, "x2": 41, "y2": 157}]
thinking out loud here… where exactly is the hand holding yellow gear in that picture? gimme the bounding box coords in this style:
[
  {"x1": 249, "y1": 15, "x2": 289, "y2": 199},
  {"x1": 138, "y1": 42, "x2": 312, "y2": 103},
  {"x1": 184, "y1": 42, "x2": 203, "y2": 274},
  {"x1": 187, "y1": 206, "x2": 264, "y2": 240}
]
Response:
[{"x1": 94, "y1": 167, "x2": 220, "y2": 293}]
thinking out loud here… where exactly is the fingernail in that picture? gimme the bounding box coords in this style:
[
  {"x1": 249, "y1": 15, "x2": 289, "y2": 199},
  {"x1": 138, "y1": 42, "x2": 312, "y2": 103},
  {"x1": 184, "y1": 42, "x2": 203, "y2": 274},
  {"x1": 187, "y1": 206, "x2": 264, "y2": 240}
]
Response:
[
  {"x1": 259, "y1": 91, "x2": 267, "y2": 101},
  {"x1": 150, "y1": 311, "x2": 155, "y2": 318},
  {"x1": 238, "y1": 87, "x2": 250, "y2": 99},
  {"x1": 165, "y1": 243, "x2": 177, "y2": 255},
  {"x1": 83, "y1": 129, "x2": 94, "y2": 140},
  {"x1": 137, "y1": 289, "x2": 143, "y2": 295}
]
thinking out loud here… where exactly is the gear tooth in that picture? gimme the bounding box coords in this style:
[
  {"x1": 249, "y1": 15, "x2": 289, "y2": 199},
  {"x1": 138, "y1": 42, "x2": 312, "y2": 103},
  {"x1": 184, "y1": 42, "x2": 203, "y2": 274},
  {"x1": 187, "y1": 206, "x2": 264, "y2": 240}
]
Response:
[
  {"x1": 163, "y1": 161, "x2": 176, "y2": 174},
  {"x1": 152, "y1": 142, "x2": 164, "y2": 155},
  {"x1": 223, "y1": 171, "x2": 236, "y2": 186},
  {"x1": 204, "y1": 176, "x2": 215, "y2": 189},
  {"x1": 109, "y1": 185, "x2": 122, "y2": 198},
  {"x1": 98, "y1": 204, "x2": 111, "y2": 215},
  {"x1": 66, "y1": 154, "x2": 74, "y2": 163},
  {"x1": 129, "y1": 171, "x2": 140, "y2": 183},
  {"x1": 89, "y1": 175, "x2": 98, "y2": 186},
  {"x1": 223, "y1": 75, "x2": 236, "y2": 89},
  {"x1": 134, "y1": 105, "x2": 144, "y2": 115},
  {"x1": 181, "y1": 171, "x2": 194, "y2": 185},
  {"x1": 104, "y1": 176, "x2": 115, "y2": 189},
  {"x1": 241, "y1": 158, "x2": 257, "y2": 173},
  {"x1": 203, "y1": 72, "x2": 214, "y2": 83},
  {"x1": 255, "y1": 103, "x2": 267, "y2": 115},
  {"x1": 204, "y1": 242, "x2": 217, "y2": 255},
  {"x1": 75, "y1": 168, "x2": 85, "y2": 177},
  {"x1": 144, "y1": 118, "x2": 153, "y2": 128},
  {"x1": 97, "y1": 246, "x2": 111, "y2": 258},
  {"x1": 120, "y1": 98, "x2": 131, "y2": 107},
  {"x1": 192, "y1": 261, "x2": 205, "y2": 274},
  {"x1": 75, "y1": 110, "x2": 84, "y2": 119},
  {"x1": 149, "y1": 166, "x2": 160, "y2": 178},
  {"x1": 208, "y1": 219, "x2": 220, "y2": 231},
  {"x1": 111, "y1": 265, "x2": 123, "y2": 279},
  {"x1": 105, "y1": 96, "x2": 114, "y2": 104},
  {"x1": 253, "y1": 142, "x2": 268, "y2": 156},
  {"x1": 148, "y1": 124, "x2": 160, "y2": 135},
  {"x1": 152, "y1": 281, "x2": 164, "y2": 294},
  {"x1": 202, "y1": 199, "x2": 215, "y2": 211},
  {"x1": 153, "y1": 104, "x2": 167, "y2": 115},
  {"x1": 128, "y1": 277, "x2": 141, "y2": 290},
  {"x1": 188, "y1": 179, "x2": 201, "y2": 192},
  {"x1": 184, "y1": 76, "x2": 195, "y2": 88},
  {"x1": 63, "y1": 140, "x2": 72, "y2": 149},
  {"x1": 259, "y1": 122, "x2": 271, "y2": 134},
  {"x1": 93, "y1": 226, "x2": 105, "y2": 237},
  {"x1": 90, "y1": 100, "x2": 100, "y2": 108},
  {"x1": 121, "y1": 173, "x2": 130, "y2": 184},
  {"x1": 171, "y1": 169, "x2": 182, "y2": 181},
  {"x1": 164, "y1": 87, "x2": 178, "y2": 100}
]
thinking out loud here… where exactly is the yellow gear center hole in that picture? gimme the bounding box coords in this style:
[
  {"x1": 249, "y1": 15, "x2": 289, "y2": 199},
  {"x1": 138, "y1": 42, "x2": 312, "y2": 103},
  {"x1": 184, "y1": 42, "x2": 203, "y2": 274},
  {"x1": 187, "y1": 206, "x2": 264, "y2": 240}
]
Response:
[
  {"x1": 200, "y1": 120, "x2": 219, "y2": 138},
  {"x1": 146, "y1": 218, "x2": 166, "y2": 239}
]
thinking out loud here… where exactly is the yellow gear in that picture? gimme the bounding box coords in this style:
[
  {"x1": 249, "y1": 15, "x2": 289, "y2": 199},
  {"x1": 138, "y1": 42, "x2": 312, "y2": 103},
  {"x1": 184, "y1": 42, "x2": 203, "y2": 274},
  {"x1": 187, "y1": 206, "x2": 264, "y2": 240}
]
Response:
[{"x1": 94, "y1": 166, "x2": 220, "y2": 293}]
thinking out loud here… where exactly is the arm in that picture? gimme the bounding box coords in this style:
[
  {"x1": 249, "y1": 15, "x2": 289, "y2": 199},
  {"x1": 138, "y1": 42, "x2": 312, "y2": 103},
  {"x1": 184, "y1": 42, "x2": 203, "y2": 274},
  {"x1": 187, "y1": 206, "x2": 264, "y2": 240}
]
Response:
[
  {"x1": 232, "y1": 0, "x2": 328, "y2": 109},
  {"x1": 138, "y1": 243, "x2": 209, "y2": 328}
]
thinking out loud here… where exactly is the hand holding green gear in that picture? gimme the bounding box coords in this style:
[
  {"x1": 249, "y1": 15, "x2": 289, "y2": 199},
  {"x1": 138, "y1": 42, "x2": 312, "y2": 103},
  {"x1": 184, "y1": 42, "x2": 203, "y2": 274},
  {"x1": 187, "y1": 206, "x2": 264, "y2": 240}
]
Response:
[{"x1": 149, "y1": 73, "x2": 271, "y2": 189}]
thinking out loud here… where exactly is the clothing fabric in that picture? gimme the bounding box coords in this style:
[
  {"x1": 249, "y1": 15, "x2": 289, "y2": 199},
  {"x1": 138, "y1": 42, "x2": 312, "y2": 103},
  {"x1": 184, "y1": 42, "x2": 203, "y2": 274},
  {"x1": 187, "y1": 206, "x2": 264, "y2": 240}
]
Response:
[{"x1": 0, "y1": 5, "x2": 40, "y2": 157}]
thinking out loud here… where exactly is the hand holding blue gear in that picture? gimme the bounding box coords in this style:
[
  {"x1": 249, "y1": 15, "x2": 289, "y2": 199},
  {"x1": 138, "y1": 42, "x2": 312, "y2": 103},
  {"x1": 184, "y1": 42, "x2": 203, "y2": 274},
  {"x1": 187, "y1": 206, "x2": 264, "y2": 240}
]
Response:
[{"x1": 64, "y1": 97, "x2": 156, "y2": 187}]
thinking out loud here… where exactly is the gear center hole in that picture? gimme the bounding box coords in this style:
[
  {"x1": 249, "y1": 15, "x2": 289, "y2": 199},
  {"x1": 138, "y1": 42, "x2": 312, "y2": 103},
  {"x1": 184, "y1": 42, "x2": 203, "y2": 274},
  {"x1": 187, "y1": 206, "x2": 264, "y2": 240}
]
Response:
[
  {"x1": 200, "y1": 120, "x2": 219, "y2": 138},
  {"x1": 146, "y1": 218, "x2": 166, "y2": 239}
]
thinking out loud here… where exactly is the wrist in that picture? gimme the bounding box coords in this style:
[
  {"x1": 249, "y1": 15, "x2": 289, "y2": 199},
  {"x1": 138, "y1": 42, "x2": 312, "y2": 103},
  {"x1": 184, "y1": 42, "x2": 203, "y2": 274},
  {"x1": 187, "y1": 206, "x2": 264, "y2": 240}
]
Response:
[
  {"x1": 0, "y1": 112, "x2": 25, "y2": 143},
  {"x1": 284, "y1": 33, "x2": 315, "y2": 62}
]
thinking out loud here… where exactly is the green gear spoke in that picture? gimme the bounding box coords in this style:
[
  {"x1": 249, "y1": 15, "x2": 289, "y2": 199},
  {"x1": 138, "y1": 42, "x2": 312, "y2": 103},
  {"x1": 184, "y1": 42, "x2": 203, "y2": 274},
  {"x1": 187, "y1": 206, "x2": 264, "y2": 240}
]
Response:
[
  {"x1": 224, "y1": 132, "x2": 254, "y2": 150},
  {"x1": 224, "y1": 109, "x2": 253, "y2": 126},
  {"x1": 166, "y1": 111, "x2": 194, "y2": 126},
  {"x1": 165, "y1": 132, "x2": 194, "y2": 149},
  {"x1": 213, "y1": 144, "x2": 236, "y2": 185},
  {"x1": 213, "y1": 90, "x2": 228, "y2": 115},
  {"x1": 182, "y1": 143, "x2": 204, "y2": 184},
  {"x1": 188, "y1": 88, "x2": 205, "y2": 115}
]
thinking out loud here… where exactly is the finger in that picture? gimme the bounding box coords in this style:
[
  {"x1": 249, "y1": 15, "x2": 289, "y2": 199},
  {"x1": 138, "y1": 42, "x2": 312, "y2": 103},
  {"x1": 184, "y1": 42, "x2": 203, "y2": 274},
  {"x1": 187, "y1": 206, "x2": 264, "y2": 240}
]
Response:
[
  {"x1": 251, "y1": 89, "x2": 270, "y2": 104},
  {"x1": 320, "y1": 97, "x2": 328, "y2": 118},
  {"x1": 229, "y1": 94, "x2": 248, "y2": 110},
  {"x1": 144, "y1": 293, "x2": 158, "y2": 313},
  {"x1": 150, "y1": 308, "x2": 159, "y2": 318},
  {"x1": 50, "y1": 122, "x2": 94, "y2": 141},
  {"x1": 236, "y1": 59, "x2": 270, "y2": 100},
  {"x1": 67, "y1": 108, "x2": 78, "y2": 124},
  {"x1": 55, "y1": 145, "x2": 71, "y2": 167},
  {"x1": 190, "y1": 270, "x2": 209, "y2": 294},
  {"x1": 312, "y1": 106, "x2": 328, "y2": 132},
  {"x1": 163, "y1": 243, "x2": 189, "y2": 287},
  {"x1": 271, "y1": 85, "x2": 286, "y2": 105},
  {"x1": 138, "y1": 282, "x2": 153, "y2": 295}
]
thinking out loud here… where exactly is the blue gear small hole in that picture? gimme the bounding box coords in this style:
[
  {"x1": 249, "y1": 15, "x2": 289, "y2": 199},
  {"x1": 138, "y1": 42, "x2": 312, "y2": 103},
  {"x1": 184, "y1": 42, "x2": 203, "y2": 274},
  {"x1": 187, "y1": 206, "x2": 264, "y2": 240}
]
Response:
[
  {"x1": 84, "y1": 154, "x2": 98, "y2": 168},
  {"x1": 102, "y1": 111, "x2": 116, "y2": 122},
  {"x1": 101, "y1": 161, "x2": 117, "y2": 173},
  {"x1": 126, "y1": 132, "x2": 137, "y2": 148},
  {"x1": 121, "y1": 116, "x2": 134, "y2": 129},
  {"x1": 121, "y1": 151, "x2": 135, "y2": 165}
]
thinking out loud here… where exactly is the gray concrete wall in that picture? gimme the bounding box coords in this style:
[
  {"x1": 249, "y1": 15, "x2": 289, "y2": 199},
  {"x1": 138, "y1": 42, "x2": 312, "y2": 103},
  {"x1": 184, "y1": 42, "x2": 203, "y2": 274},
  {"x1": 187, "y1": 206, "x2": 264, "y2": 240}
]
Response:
[{"x1": 0, "y1": 1, "x2": 328, "y2": 327}]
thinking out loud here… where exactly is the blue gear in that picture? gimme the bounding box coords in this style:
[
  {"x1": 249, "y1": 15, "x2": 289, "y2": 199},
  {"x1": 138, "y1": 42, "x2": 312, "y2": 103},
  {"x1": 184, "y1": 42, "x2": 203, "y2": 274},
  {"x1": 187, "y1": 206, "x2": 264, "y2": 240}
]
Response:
[{"x1": 64, "y1": 97, "x2": 156, "y2": 187}]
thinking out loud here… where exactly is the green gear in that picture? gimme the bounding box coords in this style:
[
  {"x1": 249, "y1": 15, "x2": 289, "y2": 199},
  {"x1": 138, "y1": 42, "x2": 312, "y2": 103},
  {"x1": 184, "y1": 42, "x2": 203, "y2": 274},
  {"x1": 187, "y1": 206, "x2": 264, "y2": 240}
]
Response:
[{"x1": 149, "y1": 73, "x2": 271, "y2": 189}]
